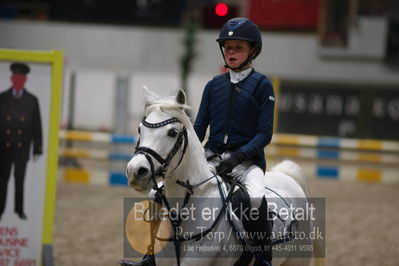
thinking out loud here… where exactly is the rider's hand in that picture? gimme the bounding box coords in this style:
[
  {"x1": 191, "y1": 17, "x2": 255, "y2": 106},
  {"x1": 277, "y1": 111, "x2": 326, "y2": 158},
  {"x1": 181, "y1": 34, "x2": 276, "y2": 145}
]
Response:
[{"x1": 216, "y1": 152, "x2": 244, "y2": 175}]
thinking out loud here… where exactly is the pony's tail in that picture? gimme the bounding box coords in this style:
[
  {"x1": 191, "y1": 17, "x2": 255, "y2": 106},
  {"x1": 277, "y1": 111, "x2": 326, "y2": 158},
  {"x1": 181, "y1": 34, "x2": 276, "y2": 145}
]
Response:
[{"x1": 271, "y1": 160, "x2": 309, "y2": 197}]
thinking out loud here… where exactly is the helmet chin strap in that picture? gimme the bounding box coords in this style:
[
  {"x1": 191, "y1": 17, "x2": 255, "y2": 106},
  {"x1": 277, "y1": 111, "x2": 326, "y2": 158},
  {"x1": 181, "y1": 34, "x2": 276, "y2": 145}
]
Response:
[
  {"x1": 219, "y1": 43, "x2": 254, "y2": 72},
  {"x1": 224, "y1": 56, "x2": 253, "y2": 72}
]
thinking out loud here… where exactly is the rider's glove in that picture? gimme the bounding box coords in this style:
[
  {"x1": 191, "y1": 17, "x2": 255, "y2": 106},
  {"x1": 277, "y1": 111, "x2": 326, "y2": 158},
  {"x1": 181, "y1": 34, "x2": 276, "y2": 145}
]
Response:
[{"x1": 216, "y1": 152, "x2": 244, "y2": 175}]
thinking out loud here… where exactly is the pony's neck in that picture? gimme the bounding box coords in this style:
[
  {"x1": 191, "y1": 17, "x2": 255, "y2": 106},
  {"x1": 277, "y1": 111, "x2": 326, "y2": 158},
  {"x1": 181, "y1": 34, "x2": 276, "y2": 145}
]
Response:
[{"x1": 164, "y1": 128, "x2": 218, "y2": 199}]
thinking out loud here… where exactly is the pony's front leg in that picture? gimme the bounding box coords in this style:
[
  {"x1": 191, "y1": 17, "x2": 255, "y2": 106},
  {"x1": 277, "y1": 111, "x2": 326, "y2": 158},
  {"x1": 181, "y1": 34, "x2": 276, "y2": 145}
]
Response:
[{"x1": 120, "y1": 186, "x2": 165, "y2": 266}]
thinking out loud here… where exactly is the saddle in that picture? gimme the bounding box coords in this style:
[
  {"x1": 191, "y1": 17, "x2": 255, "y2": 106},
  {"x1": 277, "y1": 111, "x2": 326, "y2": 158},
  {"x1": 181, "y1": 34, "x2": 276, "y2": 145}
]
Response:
[
  {"x1": 220, "y1": 174, "x2": 265, "y2": 245},
  {"x1": 220, "y1": 172, "x2": 298, "y2": 247},
  {"x1": 222, "y1": 175, "x2": 251, "y2": 219}
]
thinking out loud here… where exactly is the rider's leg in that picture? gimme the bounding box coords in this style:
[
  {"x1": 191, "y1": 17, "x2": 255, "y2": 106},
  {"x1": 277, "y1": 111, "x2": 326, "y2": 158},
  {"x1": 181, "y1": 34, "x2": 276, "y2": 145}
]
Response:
[
  {"x1": 252, "y1": 197, "x2": 272, "y2": 266},
  {"x1": 243, "y1": 167, "x2": 272, "y2": 266},
  {"x1": 244, "y1": 166, "x2": 266, "y2": 202}
]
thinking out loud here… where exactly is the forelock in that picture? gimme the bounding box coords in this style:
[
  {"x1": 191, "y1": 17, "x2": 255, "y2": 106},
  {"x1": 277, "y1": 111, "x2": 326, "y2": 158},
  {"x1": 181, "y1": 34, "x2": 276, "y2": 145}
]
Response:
[{"x1": 144, "y1": 100, "x2": 191, "y2": 127}]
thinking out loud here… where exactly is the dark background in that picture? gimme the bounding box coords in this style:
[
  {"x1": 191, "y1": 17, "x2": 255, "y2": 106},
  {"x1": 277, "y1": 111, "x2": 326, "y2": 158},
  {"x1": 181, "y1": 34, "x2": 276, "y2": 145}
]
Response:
[{"x1": 277, "y1": 81, "x2": 399, "y2": 140}]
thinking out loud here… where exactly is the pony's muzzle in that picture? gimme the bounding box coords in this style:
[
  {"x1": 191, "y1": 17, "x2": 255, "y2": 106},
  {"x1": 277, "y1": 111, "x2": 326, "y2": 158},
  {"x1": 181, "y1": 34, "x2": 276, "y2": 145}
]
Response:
[
  {"x1": 127, "y1": 165, "x2": 151, "y2": 183},
  {"x1": 136, "y1": 167, "x2": 150, "y2": 180},
  {"x1": 126, "y1": 156, "x2": 152, "y2": 190}
]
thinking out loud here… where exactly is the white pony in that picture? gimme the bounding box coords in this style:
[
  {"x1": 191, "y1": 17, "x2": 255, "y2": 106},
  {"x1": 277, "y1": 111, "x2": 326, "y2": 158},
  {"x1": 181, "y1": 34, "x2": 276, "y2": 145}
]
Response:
[{"x1": 126, "y1": 89, "x2": 323, "y2": 266}]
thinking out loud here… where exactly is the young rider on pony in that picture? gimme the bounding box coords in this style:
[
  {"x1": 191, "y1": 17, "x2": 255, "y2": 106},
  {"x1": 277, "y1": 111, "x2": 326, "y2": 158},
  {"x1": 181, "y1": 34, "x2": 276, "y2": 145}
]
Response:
[
  {"x1": 123, "y1": 17, "x2": 275, "y2": 266},
  {"x1": 194, "y1": 17, "x2": 275, "y2": 266}
]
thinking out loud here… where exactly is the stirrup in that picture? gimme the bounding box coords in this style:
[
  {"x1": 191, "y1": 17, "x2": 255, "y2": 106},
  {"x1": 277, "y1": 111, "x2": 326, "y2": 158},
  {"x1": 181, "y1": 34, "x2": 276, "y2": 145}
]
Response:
[{"x1": 253, "y1": 256, "x2": 271, "y2": 266}]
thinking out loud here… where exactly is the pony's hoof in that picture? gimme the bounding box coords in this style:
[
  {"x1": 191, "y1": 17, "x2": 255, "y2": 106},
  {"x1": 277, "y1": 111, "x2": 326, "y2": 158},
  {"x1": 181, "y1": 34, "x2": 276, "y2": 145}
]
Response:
[{"x1": 119, "y1": 256, "x2": 155, "y2": 266}]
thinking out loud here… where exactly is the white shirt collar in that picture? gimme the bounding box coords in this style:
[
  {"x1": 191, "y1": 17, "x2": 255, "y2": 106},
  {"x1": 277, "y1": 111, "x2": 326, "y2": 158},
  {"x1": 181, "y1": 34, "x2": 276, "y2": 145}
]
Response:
[
  {"x1": 229, "y1": 68, "x2": 253, "y2": 84},
  {"x1": 12, "y1": 88, "x2": 24, "y2": 98}
]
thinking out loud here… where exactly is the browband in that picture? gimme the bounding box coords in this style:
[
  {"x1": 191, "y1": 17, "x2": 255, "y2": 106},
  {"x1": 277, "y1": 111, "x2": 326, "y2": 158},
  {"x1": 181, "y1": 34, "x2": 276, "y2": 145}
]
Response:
[{"x1": 142, "y1": 117, "x2": 180, "y2": 128}]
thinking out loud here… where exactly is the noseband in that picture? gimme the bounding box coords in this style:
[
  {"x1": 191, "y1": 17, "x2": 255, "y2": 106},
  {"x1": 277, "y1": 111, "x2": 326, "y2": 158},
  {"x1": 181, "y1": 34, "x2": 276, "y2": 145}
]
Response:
[{"x1": 134, "y1": 117, "x2": 188, "y2": 181}]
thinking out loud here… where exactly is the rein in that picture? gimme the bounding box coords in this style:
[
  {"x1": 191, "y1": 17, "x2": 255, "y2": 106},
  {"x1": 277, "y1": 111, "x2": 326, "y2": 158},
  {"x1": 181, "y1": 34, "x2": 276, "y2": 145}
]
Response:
[{"x1": 153, "y1": 174, "x2": 236, "y2": 266}]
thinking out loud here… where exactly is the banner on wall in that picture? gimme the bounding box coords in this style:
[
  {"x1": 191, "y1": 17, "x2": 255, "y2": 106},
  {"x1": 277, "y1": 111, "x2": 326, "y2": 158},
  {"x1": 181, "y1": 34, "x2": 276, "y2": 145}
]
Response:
[
  {"x1": 0, "y1": 49, "x2": 63, "y2": 266},
  {"x1": 248, "y1": 0, "x2": 320, "y2": 30},
  {"x1": 277, "y1": 80, "x2": 399, "y2": 140}
]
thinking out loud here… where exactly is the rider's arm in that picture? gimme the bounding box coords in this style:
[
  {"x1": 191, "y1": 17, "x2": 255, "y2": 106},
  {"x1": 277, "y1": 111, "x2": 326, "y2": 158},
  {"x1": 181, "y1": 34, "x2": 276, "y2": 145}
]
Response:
[
  {"x1": 235, "y1": 79, "x2": 275, "y2": 161},
  {"x1": 194, "y1": 80, "x2": 213, "y2": 142}
]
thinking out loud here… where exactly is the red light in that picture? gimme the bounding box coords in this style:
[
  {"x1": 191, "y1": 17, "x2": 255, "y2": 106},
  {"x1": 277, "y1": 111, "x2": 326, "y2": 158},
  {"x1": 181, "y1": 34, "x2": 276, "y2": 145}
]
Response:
[{"x1": 215, "y1": 3, "x2": 228, "y2": 17}]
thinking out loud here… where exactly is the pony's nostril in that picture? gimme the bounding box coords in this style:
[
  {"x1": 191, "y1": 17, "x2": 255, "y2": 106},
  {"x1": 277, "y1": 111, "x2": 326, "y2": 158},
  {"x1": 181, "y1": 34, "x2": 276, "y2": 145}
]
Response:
[{"x1": 137, "y1": 167, "x2": 149, "y2": 178}]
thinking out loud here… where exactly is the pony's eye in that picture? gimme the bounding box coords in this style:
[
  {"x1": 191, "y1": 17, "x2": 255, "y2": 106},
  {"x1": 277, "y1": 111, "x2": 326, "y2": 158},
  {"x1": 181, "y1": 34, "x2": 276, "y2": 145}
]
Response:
[{"x1": 168, "y1": 129, "x2": 178, "y2": 138}]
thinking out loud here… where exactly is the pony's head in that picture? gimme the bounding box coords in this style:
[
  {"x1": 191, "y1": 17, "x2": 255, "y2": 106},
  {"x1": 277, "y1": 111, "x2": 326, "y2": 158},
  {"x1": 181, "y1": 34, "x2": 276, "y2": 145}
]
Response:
[{"x1": 126, "y1": 88, "x2": 191, "y2": 193}]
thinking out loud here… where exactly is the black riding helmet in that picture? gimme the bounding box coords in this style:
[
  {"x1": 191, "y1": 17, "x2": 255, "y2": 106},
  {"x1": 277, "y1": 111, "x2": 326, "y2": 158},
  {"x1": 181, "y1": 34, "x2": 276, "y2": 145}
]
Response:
[{"x1": 217, "y1": 17, "x2": 262, "y2": 71}]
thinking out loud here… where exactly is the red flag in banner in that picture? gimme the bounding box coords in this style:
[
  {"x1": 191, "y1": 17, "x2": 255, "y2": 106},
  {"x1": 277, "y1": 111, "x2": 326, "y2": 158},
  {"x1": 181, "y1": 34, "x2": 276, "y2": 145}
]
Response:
[{"x1": 248, "y1": 0, "x2": 320, "y2": 30}]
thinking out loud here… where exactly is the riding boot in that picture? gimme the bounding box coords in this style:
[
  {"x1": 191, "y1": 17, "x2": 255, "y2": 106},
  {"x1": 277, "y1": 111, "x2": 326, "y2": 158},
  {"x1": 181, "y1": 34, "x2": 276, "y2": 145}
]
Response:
[
  {"x1": 119, "y1": 255, "x2": 155, "y2": 266},
  {"x1": 233, "y1": 251, "x2": 253, "y2": 266},
  {"x1": 253, "y1": 197, "x2": 273, "y2": 266}
]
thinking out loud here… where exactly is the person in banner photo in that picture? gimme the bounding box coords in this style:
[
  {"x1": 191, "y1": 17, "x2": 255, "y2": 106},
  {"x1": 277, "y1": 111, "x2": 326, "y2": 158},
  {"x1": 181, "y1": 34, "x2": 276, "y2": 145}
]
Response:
[{"x1": 0, "y1": 62, "x2": 43, "y2": 221}]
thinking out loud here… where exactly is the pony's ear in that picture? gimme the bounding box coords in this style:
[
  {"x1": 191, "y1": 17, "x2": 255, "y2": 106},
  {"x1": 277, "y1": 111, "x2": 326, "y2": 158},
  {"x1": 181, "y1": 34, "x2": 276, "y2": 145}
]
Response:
[
  {"x1": 176, "y1": 89, "x2": 186, "y2": 105},
  {"x1": 143, "y1": 86, "x2": 159, "y2": 107}
]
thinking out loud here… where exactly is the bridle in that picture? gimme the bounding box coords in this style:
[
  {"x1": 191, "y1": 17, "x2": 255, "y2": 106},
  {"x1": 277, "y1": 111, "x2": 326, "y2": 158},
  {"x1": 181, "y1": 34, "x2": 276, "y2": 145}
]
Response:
[{"x1": 134, "y1": 117, "x2": 188, "y2": 183}]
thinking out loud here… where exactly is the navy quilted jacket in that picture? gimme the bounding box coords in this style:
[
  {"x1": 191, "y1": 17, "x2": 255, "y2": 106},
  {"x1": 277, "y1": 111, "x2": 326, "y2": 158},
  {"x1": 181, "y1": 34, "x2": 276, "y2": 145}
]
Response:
[{"x1": 194, "y1": 70, "x2": 275, "y2": 171}]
